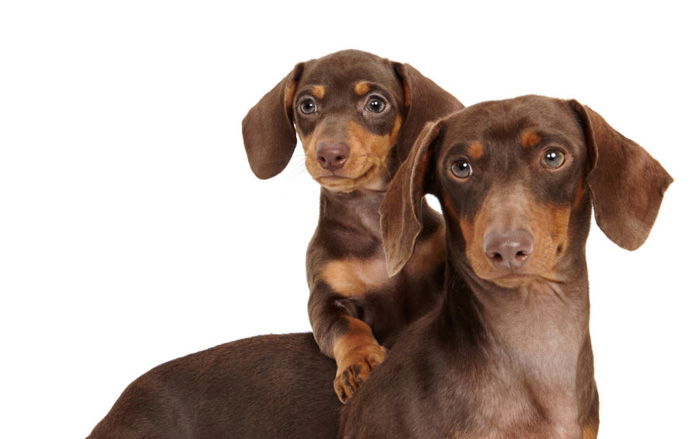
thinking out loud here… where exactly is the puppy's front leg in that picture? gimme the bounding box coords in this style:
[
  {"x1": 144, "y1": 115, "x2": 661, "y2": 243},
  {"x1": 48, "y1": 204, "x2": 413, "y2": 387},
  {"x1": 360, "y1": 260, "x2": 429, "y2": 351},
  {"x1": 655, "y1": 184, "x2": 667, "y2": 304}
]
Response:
[{"x1": 308, "y1": 273, "x2": 387, "y2": 403}]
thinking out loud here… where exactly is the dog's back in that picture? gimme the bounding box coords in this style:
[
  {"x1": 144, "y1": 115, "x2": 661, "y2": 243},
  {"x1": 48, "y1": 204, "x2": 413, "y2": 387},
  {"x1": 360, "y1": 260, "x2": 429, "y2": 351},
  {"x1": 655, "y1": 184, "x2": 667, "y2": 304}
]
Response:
[{"x1": 88, "y1": 333, "x2": 340, "y2": 439}]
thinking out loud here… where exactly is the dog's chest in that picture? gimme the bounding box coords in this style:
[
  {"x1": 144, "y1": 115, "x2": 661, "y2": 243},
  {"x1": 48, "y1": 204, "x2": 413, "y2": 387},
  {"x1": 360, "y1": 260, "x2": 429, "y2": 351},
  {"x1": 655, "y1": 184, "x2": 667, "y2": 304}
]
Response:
[
  {"x1": 321, "y1": 225, "x2": 444, "y2": 297},
  {"x1": 321, "y1": 256, "x2": 394, "y2": 296},
  {"x1": 445, "y1": 359, "x2": 582, "y2": 439}
]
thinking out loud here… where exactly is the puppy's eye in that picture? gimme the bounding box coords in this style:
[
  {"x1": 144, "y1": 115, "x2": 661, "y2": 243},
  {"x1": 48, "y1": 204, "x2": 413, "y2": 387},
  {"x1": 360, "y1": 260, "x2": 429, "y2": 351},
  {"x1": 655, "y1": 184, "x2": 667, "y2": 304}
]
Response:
[
  {"x1": 299, "y1": 98, "x2": 317, "y2": 114},
  {"x1": 541, "y1": 148, "x2": 566, "y2": 169},
  {"x1": 366, "y1": 96, "x2": 386, "y2": 113},
  {"x1": 450, "y1": 158, "x2": 472, "y2": 178}
]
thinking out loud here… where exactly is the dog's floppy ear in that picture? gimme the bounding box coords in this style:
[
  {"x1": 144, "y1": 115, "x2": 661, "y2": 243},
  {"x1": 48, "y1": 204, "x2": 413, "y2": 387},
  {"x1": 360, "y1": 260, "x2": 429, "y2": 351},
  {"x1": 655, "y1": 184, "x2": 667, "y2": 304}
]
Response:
[
  {"x1": 242, "y1": 63, "x2": 304, "y2": 179},
  {"x1": 380, "y1": 121, "x2": 442, "y2": 276},
  {"x1": 570, "y1": 100, "x2": 673, "y2": 250},
  {"x1": 392, "y1": 63, "x2": 462, "y2": 160}
]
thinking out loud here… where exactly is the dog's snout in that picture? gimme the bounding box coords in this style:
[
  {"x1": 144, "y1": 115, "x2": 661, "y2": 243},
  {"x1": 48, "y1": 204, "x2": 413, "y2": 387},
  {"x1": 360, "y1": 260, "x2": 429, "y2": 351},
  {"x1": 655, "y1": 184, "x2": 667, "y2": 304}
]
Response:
[
  {"x1": 316, "y1": 142, "x2": 349, "y2": 171},
  {"x1": 483, "y1": 229, "x2": 534, "y2": 271}
]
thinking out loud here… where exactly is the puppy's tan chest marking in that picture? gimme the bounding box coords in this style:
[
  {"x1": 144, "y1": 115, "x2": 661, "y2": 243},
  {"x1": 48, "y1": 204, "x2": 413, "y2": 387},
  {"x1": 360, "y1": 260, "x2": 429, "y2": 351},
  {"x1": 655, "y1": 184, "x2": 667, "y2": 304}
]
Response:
[
  {"x1": 321, "y1": 225, "x2": 444, "y2": 297},
  {"x1": 321, "y1": 257, "x2": 392, "y2": 296}
]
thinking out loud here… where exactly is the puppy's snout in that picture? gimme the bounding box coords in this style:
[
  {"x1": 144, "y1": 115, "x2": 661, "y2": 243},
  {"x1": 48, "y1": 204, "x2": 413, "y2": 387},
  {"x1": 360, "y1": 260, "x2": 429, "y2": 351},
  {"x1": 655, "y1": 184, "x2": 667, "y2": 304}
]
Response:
[
  {"x1": 483, "y1": 229, "x2": 534, "y2": 271},
  {"x1": 316, "y1": 142, "x2": 349, "y2": 171}
]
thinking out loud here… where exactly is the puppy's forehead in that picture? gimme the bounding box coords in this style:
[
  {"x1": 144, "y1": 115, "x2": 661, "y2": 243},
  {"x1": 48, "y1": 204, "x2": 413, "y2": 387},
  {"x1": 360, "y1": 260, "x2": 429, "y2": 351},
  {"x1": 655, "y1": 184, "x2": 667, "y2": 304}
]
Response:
[
  {"x1": 298, "y1": 50, "x2": 401, "y2": 95},
  {"x1": 440, "y1": 96, "x2": 584, "y2": 148}
]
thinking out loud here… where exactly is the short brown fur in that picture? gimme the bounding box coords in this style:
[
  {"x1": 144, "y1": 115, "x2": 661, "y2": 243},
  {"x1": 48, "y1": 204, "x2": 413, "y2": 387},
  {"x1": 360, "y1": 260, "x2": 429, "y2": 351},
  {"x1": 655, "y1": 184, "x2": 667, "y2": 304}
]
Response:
[
  {"x1": 89, "y1": 95, "x2": 670, "y2": 439},
  {"x1": 342, "y1": 95, "x2": 671, "y2": 437},
  {"x1": 242, "y1": 49, "x2": 463, "y2": 402}
]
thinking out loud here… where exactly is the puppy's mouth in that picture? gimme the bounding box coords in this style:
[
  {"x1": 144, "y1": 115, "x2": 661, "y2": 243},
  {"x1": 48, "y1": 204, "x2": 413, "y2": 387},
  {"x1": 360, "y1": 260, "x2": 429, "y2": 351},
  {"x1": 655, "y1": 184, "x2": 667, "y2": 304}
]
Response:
[
  {"x1": 314, "y1": 164, "x2": 384, "y2": 192},
  {"x1": 316, "y1": 164, "x2": 374, "y2": 182}
]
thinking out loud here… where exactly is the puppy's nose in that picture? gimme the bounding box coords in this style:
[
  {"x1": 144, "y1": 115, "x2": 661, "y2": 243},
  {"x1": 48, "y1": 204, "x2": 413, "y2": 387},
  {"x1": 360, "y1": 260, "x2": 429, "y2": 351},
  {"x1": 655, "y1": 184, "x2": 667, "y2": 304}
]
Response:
[
  {"x1": 316, "y1": 142, "x2": 349, "y2": 171},
  {"x1": 483, "y1": 229, "x2": 534, "y2": 271}
]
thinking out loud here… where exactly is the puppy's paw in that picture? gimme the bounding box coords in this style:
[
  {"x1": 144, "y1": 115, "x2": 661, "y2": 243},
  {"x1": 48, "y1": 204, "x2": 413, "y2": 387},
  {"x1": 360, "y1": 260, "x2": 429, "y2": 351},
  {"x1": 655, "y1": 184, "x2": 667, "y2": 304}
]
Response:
[{"x1": 333, "y1": 344, "x2": 387, "y2": 403}]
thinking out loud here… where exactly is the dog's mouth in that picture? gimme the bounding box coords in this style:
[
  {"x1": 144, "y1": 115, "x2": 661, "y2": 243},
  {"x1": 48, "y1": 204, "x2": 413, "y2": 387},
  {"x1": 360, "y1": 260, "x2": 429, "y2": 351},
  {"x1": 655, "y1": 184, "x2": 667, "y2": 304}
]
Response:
[
  {"x1": 314, "y1": 164, "x2": 385, "y2": 192},
  {"x1": 474, "y1": 264, "x2": 565, "y2": 289}
]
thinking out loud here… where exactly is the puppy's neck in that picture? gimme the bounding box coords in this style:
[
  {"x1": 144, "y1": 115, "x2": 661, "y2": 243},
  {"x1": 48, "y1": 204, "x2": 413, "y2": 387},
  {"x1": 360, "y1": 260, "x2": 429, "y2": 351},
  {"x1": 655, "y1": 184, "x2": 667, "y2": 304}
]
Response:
[{"x1": 319, "y1": 187, "x2": 387, "y2": 237}]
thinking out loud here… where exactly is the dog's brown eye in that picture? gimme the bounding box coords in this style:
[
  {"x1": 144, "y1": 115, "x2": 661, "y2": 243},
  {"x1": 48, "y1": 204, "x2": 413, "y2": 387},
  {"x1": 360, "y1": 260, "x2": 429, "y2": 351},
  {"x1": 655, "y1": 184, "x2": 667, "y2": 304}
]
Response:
[
  {"x1": 541, "y1": 149, "x2": 566, "y2": 169},
  {"x1": 299, "y1": 98, "x2": 317, "y2": 114},
  {"x1": 366, "y1": 96, "x2": 386, "y2": 113},
  {"x1": 450, "y1": 158, "x2": 472, "y2": 178}
]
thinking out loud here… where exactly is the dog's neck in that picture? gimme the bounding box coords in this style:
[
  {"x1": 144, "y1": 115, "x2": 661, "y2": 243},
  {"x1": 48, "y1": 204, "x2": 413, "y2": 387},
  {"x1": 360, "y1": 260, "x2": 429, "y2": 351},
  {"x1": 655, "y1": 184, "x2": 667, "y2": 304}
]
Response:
[
  {"x1": 319, "y1": 187, "x2": 387, "y2": 237},
  {"x1": 434, "y1": 246, "x2": 595, "y2": 433},
  {"x1": 440, "y1": 241, "x2": 590, "y2": 334}
]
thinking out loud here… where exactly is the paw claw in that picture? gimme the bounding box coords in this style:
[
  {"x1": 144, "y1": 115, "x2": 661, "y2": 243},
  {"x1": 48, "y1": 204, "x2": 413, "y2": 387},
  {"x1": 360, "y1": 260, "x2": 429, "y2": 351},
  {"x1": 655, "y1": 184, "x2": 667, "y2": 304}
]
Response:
[{"x1": 333, "y1": 344, "x2": 387, "y2": 403}]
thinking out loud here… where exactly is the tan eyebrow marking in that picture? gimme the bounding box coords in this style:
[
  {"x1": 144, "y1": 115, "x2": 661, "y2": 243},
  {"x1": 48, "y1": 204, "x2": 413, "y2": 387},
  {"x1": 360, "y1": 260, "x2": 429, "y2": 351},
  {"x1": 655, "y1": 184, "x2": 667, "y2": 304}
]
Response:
[
  {"x1": 354, "y1": 81, "x2": 371, "y2": 95},
  {"x1": 467, "y1": 141, "x2": 484, "y2": 159},
  {"x1": 311, "y1": 85, "x2": 325, "y2": 99},
  {"x1": 520, "y1": 130, "x2": 541, "y2": 148}
]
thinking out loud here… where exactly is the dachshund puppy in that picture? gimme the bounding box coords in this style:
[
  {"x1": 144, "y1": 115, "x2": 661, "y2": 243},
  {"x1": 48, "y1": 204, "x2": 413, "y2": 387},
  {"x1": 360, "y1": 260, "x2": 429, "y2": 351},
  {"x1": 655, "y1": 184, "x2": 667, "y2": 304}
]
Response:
[{"x1": 243, "y1": 49, "x2": 462, "y2": 401}]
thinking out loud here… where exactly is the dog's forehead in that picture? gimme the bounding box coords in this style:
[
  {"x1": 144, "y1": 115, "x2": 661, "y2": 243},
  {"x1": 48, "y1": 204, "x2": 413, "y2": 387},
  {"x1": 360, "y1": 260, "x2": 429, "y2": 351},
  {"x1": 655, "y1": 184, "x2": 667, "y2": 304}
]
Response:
[
  {"x1": 298, "y1": 50, "x2": 400, "y2": 94},
  {"x1": 440, "y1": 96, "x2": 583, "y2": 148}
]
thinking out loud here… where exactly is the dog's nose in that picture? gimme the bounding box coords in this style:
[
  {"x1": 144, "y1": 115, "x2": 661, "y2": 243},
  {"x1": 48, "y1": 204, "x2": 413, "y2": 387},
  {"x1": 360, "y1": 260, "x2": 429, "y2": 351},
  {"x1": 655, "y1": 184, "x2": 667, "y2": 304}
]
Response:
[
  {"x1": 483, "y1": 229, "x2": 534, "y2": 271},
  {"x1": 316, "y1": 142, "x2": 349, "y2": 171}
]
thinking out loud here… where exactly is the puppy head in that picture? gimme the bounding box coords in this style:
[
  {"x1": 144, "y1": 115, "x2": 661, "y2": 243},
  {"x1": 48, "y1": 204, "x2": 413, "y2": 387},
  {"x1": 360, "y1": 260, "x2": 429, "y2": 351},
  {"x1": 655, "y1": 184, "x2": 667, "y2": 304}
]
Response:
[
  {"x1": 242, "y1": 49, "x2": 462, "y2": 192},
  {"x1": 380, "y1": 95, "x2": 672, "y2": 288}
]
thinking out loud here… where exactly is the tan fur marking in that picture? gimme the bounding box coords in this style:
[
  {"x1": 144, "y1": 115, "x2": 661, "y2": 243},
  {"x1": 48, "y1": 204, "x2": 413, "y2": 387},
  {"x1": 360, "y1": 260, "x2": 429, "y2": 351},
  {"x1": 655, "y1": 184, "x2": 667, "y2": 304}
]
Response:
[
  {"x1": 311, "y1": 85, "x2": 325, "y2": 99},
  {"x1": 318, "y1": 117, "x2": 401, "y2": 192},
  {"x1": 299, "y1": 126, "x2": 320, "y2": 154},
  {"x1": 354, "y1": 81, "x2": 371, "y2": 95},
  {"x1": 465, "y1": 186, "x2": 571, "y2": 284},
  {"x1": 459, "y1": 217, "x2": 476, "y2": 260},
  {"x1": 283, "y1": 81, "x2": 297, "y2": 110},
  {"x1": 402, "y1": 78, "x2": 411, "y2": 108},
  {"x1": 530, "y1": 201, "x2": 571, "y2": 263},
  {"x1": 332, "y1": 317, "x2": 386, "y2": 402},
  {"x1": 333, "y1": 317, "x2": 380, "y2": 360},
  {"x1": 443, "y1": 196, "x2": 460, "y2": 222},
  {"x1": 582, "y1": 426, "x2": 598, "y2": 439},
  {"x1": 390, "y1": 115, "x2": 402, "y2": 141},
  {"x1": 467, "y1": 141, "x2": 484, "y2": 159},
  {"x1": 302, "y1": 115, "x2": 402, "y2": 192},
  {"x1": 321, "y1": 257, "x2": 390, "y2": 296},
  {"x1": 520, "y1": 130, "x2": 541, "y2": 148}
]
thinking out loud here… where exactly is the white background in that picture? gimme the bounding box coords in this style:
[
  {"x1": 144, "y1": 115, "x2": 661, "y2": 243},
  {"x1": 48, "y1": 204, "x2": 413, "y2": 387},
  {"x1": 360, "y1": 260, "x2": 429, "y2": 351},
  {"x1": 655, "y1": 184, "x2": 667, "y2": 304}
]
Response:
[{"x1": 1, "y1": 1, "x2": 698, "y2": 438}]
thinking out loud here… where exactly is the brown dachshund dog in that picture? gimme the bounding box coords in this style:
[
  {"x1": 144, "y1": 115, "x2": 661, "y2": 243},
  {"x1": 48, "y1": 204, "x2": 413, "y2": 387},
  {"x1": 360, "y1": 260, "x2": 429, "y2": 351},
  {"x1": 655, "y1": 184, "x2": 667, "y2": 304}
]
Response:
[
  {"x1": 340, "y1": 95, "x2": 672, "y2": 438},
  {"x1": 242, "y1": 49, "x2": 462, "y2": 402},
  {"x1": 88, "y1": 333, "x2": 341, "y2": 439},
  {"x1": 88, "y1": 95, "x2": 670, "y2": 439}
]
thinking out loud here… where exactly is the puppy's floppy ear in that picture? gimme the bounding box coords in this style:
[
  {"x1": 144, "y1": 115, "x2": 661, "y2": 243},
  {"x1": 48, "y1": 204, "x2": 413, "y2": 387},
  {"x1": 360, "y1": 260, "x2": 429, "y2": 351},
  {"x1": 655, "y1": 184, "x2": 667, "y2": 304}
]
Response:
[
  {"x1": 570, "y1": 100, "x2": 673, "y2": 250},
  {"x1": 392, "y1": 63, "x2": 462, "y2": 160},
  {"x1": 242, "y1": 63, "x2": 304, "y2": 179},
  {"x1": 380, "y1": 121, "x2": 442, "y2": 276}
]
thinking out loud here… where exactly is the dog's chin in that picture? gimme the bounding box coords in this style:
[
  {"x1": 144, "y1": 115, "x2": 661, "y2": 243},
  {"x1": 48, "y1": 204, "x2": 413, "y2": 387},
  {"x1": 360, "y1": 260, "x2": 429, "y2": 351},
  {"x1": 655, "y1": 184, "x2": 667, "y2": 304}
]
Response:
[
  {"x1": 486, "y1": 274, "x2": 539, "y2": 289},
  {"x1": 471, "y1": 261, "x2": 561, "y2": 290},
  {"x1": 313, "y1": 165, "x2": 387, "y2": 193}
]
